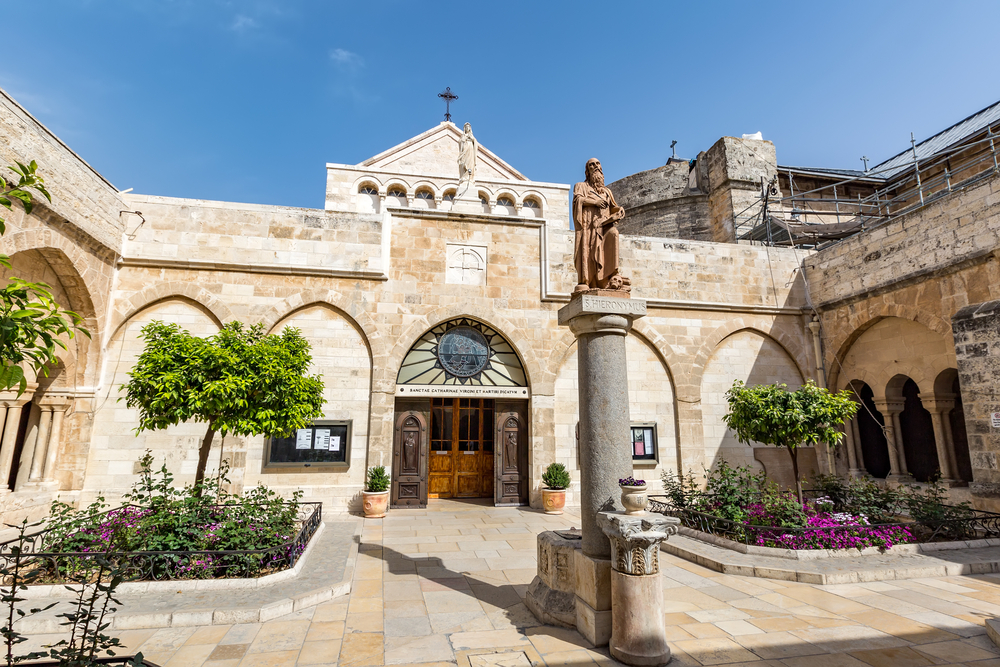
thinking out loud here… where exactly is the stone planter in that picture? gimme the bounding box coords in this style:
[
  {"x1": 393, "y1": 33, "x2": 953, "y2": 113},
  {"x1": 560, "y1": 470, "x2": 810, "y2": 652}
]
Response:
[
  {"x1": 619, "y1": 485, "x2": 648, "y2": 515},
  {"x1": 362, "y1": 490, "x2": 389, "y2": 518},
  {"x1": 542, "y1": 488, "x2": 567, "y2": 514}
]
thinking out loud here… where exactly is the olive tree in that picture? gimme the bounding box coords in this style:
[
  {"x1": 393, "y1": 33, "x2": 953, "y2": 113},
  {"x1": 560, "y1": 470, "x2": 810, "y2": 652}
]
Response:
[
  {"x1": 0, "y1": 161, "x2": 89, "y2": 394},
  {"x1": 723, "y1": 380, "x2": 859, "y2": 504},
  {"x1": 122, "y1": 321, "x2": 325, "y2": 491}
]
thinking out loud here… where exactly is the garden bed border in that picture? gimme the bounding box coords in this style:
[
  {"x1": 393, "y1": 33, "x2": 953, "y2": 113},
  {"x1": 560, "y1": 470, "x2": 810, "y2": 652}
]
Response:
[
  {"x1": 677, "y1": 524, "x2": 1000, "y2": 560},
  {"x1": 19, "y1": 521, "x2": 328, "y2": 599}
]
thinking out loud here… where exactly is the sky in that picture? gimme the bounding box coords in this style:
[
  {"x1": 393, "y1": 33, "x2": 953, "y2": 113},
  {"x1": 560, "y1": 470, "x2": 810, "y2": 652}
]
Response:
[{"x1": 5, "y1": 1, "x2": 1000, "y2": 208}]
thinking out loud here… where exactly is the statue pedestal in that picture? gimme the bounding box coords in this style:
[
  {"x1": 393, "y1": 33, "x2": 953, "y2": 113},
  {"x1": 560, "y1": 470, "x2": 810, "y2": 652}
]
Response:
[
  {"x1": 598, "y1": 512, "x2": 679, "y2": 666},
  {"x1": 451, "y1": 195, "x2": 483, "y2": 214}
]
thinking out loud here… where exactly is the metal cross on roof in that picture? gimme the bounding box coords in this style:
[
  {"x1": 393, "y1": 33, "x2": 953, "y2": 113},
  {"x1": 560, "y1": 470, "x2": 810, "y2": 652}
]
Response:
[{"x1": 438, "y1": 87, "x2": 458, "y2": 122}]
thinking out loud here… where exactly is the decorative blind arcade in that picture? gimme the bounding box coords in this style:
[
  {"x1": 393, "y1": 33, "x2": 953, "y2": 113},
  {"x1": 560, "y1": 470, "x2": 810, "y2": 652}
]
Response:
[{"x1": 396, "y1": 319, "x2": 527, "y2": 387}]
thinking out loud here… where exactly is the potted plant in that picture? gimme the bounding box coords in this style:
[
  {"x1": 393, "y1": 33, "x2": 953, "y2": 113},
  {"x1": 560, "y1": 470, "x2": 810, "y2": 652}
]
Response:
[
  {"x1": 541, "y1": 463, "x2": 571, "y2": 514},
  {"x1": 619, "y1": 476, "x2": 648, "y2": 515},
  {"x1": 363, "y1": 466, "x2": 390, "y2": 518}
]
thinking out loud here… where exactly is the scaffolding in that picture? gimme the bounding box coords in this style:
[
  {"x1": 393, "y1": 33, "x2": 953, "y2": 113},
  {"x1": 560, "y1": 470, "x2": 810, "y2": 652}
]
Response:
[{"x1": 737, "y1": 121, "x2": 1000, "y2": 249}]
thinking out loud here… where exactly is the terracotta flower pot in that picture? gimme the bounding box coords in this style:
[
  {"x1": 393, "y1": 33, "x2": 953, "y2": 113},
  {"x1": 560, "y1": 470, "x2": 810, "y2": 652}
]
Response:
[
  {"x1": 362, "y1": 490, "x2": 389, "y2": 518},
  {"x1": 620, "y1": 484, "x2": 648, "y2": 515},
  {"x1": 542, "y1": 488, "x2": 567, "y2": 515}
]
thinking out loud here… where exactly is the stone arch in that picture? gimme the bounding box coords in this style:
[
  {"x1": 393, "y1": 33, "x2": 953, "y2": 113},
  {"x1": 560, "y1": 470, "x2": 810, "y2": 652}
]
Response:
[
  {"x1": 390, "y1": 305, "x2": 545, "y2": 393},
  {"x1": 826, "y1": 303, "x2": 952, "y2": 391},
  {"x1": 690, "y1": 318, "x2": 808, "y2": 394},
  {"x1": 4, "y1": 242, "x2": 101, "y2": 387},
  {"x1": 630, "y1": 320, "x2": 684, "y2": 397},
  {"x1": 256, "y1": 289, "x2": 386, "y2": 365},
  {"x1": 0, "y1": 229, "x2": 102, "y2": 322},
  {"x1": 109, "y1": 282, "x2": 235, "y2": 341}
]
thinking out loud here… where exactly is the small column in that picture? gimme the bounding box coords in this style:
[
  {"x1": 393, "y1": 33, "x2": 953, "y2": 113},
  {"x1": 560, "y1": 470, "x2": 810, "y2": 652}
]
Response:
[
  {"x1": 921, "y1": 394, "x2": 957, "y2": 483},
  {"x1": 842, "y1": 418, "x2": 860, "y2": 475},
  {"x1": 890, "y1": 411, "x2": 909, "y2": 476},
  {"x1": 0, "y1": 395, "x2": 30, "y2": 493},
  {"x1": 27, "y1": 406, "x2": 53, "y2": 482},
  {"x1": 598, "y1": 512, "x2": 679, "y2": 667},
  {"x1": 941, "y1": 414, "x2": 961, "y2": 482},
  {"x1": 41, "y1": 402, "x2": 68, "y2": 485},
  {"x1": 872, "y1": 398, "x2": 907, "y2": 480},
  {"x1": 850, "y1": 417, "x2": 866, "y2": 476},
  {"x1": 557, "y1": 294, "x2": 646, "y2": 647}
]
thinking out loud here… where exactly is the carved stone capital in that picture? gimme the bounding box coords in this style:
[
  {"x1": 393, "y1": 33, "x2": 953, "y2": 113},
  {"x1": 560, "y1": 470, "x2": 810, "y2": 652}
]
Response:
[{"x1": 597, "y1": 512, "x2": 678, "y2": 576}]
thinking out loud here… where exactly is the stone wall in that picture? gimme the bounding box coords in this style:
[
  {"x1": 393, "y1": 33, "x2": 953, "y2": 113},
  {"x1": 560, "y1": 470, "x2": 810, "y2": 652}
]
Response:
[
  {"x1": 608, "y1": 161, "x2": 711, "y2": 241},
  {"x1": 79, "y1": 194, "x2": 814, "y2": 511},
  {"x1": 952, "y1": 300, "x2": 1000, "y2": 510},
  {"x1": 0, "y1": 89, "x2": 125, "y2": 253}
]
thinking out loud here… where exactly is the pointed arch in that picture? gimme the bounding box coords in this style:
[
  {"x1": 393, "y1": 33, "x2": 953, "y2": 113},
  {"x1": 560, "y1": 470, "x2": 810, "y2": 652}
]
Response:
[
  {"x1": 825, "y1": 303, "x2": 953, "y2": 391},
  {"x1": 109, "y1": 283, "x2": 234, "y2": 340},
  {"x1": 255, "y1": 289, "x2": 385, "y2": 364},
  {"x1": 690, "y1": 318, "x2": 808, "y2": 392}
]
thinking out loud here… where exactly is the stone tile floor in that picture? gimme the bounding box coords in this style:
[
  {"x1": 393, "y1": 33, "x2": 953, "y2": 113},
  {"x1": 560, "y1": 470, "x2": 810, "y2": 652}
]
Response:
[{"x1": 21, "y1": 498, "x2": 1000, "y2": 666}]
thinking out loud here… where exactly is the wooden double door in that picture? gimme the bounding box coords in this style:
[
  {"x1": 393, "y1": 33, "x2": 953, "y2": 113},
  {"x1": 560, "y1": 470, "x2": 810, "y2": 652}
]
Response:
[{"x1": 391, "y1": 397, "x2": 527, "y2": 507}]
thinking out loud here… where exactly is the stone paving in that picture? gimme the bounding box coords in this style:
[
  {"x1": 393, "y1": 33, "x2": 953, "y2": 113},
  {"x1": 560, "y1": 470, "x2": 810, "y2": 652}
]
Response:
[{"x1": 20, "y1": 499, "x2": 1000, "y2": 666}]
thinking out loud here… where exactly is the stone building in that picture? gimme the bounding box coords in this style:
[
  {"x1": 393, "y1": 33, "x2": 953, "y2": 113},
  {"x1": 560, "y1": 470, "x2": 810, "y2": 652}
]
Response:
[{"x1": 0, "y1": 84, "x2": 997, "y2": 518}]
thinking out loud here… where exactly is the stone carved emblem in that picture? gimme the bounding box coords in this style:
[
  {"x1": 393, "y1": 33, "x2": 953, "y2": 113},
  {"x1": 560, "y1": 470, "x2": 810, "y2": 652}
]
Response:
[
  {"x1": 598, "y1": 512, "x2": 678, "y2": 576},
  {"x1": 438, "y1": 326, "x2": 489, "y2": 377}
]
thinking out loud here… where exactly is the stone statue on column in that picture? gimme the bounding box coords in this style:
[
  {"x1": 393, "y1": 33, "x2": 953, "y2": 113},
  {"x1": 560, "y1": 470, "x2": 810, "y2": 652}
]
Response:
[
  {"x1": 573, "y1": 158, "x2": 630, "y2": 293},
  {"x1": 456, "y1": 122, "x2": 478, "y2": 200}
]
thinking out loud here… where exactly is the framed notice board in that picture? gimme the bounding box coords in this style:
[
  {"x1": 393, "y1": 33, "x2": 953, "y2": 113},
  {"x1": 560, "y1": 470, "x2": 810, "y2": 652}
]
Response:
[{"x1": 264, "y1": 420, "x2": 352, "y2": 471}]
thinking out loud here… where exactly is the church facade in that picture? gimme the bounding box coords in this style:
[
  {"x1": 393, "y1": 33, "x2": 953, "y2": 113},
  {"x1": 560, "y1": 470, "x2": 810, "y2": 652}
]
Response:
[{"x1": 0, "y1": 86, "x2": 996, "y2": 519}]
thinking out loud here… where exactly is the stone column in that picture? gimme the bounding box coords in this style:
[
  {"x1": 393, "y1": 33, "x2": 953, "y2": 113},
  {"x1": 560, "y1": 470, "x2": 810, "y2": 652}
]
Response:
[
  {"x1": 598, "y1": 512, "x2": 679, "y2": 667},
  {"x1": 842, "y1": 419, "x2": 860, "y2": 476},
  {"x1": 555, "y1": 294, "x2": 646, "y2": 647},
  {"x1": 890, "y1": 411, "x2": 909, "y2": 476},
  {"x1": 921, "y1": 394, "x2": 957, "y2": 483},
  {"x1": 27, "y1": 407, "x2": 53, "y2": 483},
  {"x1": 41, "y1": 403, "x2": 68, "y2": 486},
  {"x1": 873, "y1": 398, "x2": 907, "y2": 480},
  {"x1": 850, "y1": 417, "x2": 866, "y2": 477},
  {"x1": 0, "y1": 393, "x2": 32, "y2": 494}
]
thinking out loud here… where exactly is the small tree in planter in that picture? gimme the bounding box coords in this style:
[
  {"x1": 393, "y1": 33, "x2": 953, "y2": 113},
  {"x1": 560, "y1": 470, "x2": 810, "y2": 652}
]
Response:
[
  {"x1": 363, "y1": 466, "x2": 390, "y2": 518},
  {"x1": 723, "y1": 380, "x2": 858, "y2": 504},
  {"x1": 123, "y1": 321, "x2": 324, "y2": 494},
  {"x1": 541, "y1": 463, "x2": 570, "y2": 515}
]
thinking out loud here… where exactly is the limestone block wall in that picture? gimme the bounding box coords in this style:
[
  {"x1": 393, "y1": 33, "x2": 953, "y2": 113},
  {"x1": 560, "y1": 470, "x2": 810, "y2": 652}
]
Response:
[
  {"x1": 122, "y1": 195, "x2": 384, "y2": 273},
  {"x1": 837, "y1": 317, "x2": 956, "y2": 394},
  {"x1": 705, "y1": 136, "x2": 778, "y2": 244},
  {"x1": 87, "y1": 299, "x2": 222, "y2": 501},
  {"x1": 0, "y1": 89, "x2": 125, "y2": 253},
  {"x1": 699, "y1": 330, "x2": 804, "y2": 472},
  {"x1": 952, "y1": 301, "x2": 1000, "y2": 510},
  {"x1": 86, "y1": 192, "x2": 815, "y2": 510},
  {"x1": 806, "y1": 171, "x2": 1000, "y2": 393}
]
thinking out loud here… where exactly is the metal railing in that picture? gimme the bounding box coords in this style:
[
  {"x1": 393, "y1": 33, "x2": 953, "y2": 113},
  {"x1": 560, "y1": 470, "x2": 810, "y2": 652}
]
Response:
[
  {"x1": 648, "y1": 495, "x2": 1000, "y2": 546},
  {"x1": 1, "y1": 502, "x2": 321, "y2": 584}
]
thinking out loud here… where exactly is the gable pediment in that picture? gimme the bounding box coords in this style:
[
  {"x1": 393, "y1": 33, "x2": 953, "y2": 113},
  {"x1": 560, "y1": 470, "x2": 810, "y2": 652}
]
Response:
[{"x1": 360, "y1": 122, "x2": 527, "y2": 182}]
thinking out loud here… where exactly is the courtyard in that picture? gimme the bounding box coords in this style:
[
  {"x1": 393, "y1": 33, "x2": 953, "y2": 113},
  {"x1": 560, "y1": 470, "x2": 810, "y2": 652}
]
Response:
[{"x1": 18, "y1": 500, "x2": 1000, "y2": 667}]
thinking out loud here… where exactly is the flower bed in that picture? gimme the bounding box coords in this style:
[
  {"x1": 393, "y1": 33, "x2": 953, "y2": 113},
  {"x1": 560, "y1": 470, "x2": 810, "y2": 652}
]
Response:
[
  {"x1": 5, "y1": 452, "x2": 320, "y2": 583},
  {"x1": 654, "y1": 460, "x2": 1000, "y2": 551}
]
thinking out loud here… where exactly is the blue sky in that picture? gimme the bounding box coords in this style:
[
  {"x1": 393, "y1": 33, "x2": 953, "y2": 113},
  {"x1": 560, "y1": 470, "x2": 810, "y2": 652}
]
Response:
[{"x1": 5, "y1": 1, "x2": 999, "y2": 208}]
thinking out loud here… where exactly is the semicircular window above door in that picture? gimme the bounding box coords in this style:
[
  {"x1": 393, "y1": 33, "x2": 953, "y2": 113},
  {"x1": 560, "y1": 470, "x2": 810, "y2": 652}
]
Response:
[{"x1": 396, "y1": 318, "x2": 527, "y2": 387}]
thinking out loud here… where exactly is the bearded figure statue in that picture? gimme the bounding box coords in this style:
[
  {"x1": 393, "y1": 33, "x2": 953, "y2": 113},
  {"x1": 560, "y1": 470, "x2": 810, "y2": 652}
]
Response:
[{"x1": 573, "y1": 158, "x2": 630, "y2": 292}]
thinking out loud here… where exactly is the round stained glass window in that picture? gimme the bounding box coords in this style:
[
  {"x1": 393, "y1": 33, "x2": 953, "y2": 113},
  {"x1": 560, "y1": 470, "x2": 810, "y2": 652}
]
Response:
[{"x1": 437, "y1": 326, "x2": 489, "y2": 378}]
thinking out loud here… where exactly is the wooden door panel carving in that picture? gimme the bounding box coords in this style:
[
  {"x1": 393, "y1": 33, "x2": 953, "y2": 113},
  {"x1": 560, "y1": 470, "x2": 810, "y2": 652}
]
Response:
[
  {"x1": 495, "y1": 402, "x2": 527, "y2": 506},
  {"x1": 392, "y1": 410, "x2": 427, "y2": 508}
]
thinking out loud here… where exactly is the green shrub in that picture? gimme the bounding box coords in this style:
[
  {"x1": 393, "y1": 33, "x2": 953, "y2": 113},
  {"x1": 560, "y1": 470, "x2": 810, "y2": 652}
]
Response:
[
  {"x1": 366, "y1": 466, "x2": 390, "y2": 492},
  {"x1": 660, "y1": 469, "x2": 700, "y2": 508},
  {"x1": 541, "y1": 463, "x2": 571, "y2": 490}
]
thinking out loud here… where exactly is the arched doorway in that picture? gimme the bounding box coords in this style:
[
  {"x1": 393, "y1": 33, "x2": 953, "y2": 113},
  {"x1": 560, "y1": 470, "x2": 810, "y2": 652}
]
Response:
[
  {"x1": 393, "y1": 318, "x2": 530, "y2": 507},
  {"x1": 854, "y1": 382, "x2": 891, "y2": 479},
  {"x1": 893, "y1": 376, "x2": 938, "y2": 482}
]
